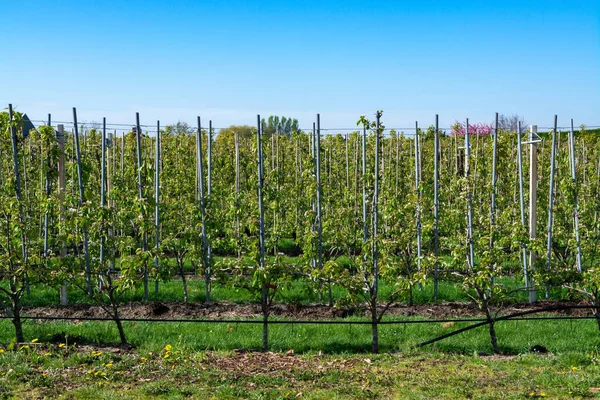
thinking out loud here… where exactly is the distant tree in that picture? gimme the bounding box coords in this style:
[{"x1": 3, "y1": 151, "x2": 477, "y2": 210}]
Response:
[
  {"x1": 498, "y1": 114, "x2": 527, "y2": 133},
  {"x1": 217, "y1": 125, "x2": 254, "y2": 140},
  {"x1": 419, "y1": 125, "x2": 446, "y2": 139},
  {"x1": 164, "y1": 121, "x2": 194, "y2": 136},
  {"x1": 451, "y1": 121, "x2": 494, "y2": 137},
  {"x1": 260, "y1": 116, "x2": 300, "y2": 136}
]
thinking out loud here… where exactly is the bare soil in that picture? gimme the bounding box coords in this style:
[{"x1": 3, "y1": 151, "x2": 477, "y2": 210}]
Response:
[{"x1": 13, "y1": 300, "x2": 595, "y2": 321}]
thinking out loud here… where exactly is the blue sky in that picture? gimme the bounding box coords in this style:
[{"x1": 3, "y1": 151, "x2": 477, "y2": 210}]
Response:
[{"x1": 1, "y1": 0, "x2": 598, "y2": 131}]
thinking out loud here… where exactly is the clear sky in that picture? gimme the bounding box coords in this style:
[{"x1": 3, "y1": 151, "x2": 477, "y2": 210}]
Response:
[{"x1": 1, "y1": 0, "x2": 598, "y2": 131}]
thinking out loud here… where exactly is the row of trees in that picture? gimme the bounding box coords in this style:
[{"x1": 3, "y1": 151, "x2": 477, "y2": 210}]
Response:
[{"x1": 1, "y1": 107, "x2": 599, "y2": 353}]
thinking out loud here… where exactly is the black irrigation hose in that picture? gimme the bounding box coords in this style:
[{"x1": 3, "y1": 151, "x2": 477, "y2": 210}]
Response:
[
  {"x1": 0, "y1": 305, "x2": 596, "y2": 326},
  {"x1": 416, "y1": 305, "x2": 599, "y2": 348}
]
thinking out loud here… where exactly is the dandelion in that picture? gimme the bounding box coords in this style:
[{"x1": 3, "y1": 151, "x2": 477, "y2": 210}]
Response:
[
  {"x1": 164, "y1": 344, "x2": 172, "y2": 352},
  {"x1": 106, "y1": 363, "x2": 113, "y2": 368},
  {"x1": 58, "y1": 343, "x2": 66, "y2": 348},
  {"x1": 0, "y1": 349, "x2": 5, "y2": 354},
  {"x1": 540, "y1": 393, "x2": 546, "y2": 397},
  {"x1": 163, "y1": 353, "x2": 170, "y2": 359},
  {"x1": 140, "y1": 357, "x2": 147, "y2": 362},
  {"x1": 31, "y1": 338, "x2": 39, "y2": 343},
  {"x1": 19, "y1": 345, "x2": 29, "y2": 350},
  {"x1": 43, "y1": 352, "x2": 51, "y2": 357},
  {"x1": 571, "y1": 366, "x2": 578, "y2": 371}
]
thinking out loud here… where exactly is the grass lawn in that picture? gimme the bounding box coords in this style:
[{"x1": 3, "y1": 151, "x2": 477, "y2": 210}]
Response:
[
  {"x1": 0, "y1": 317, "x2": 599, "y2": 398},
  {"x1": 0, "y1": 254, "x2": 593, "y2": 398},
  {"x1": 1, "y1": 341, "x2": 599, "y2": 399}
]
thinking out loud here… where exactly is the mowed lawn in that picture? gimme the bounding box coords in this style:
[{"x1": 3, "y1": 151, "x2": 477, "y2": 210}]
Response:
[{"x1": 0, "y1": 317, "x2": 599, "y2": 399}]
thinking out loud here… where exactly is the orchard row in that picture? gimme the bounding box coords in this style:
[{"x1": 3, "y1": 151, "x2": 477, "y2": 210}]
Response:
[{"x1": 1, "y1": 108, "x2": 598, "y2": 352}]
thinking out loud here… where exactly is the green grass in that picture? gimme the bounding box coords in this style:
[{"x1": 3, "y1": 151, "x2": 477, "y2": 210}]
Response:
[
  {"x1": 2, "y1": 314, "x2": 599, "y2": 355},
  {"x1": 1, "y1": 317, "x2": 600, "y2": 398},
  {"x1": 1, "y1": 300, "x2": 599, "y2": 399}
]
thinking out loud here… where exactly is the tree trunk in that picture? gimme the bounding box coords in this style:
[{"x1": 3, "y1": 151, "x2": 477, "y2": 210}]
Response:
[
  {"x1": 12, "y1": 297, "x2": 24, "y2": 343},
  {"x1": 205, "y1": 273, "x2": 211, "y2": 304},
  {"x1": 115, "y1": 316, "x2": 127, "y2": 345},
  {"x1": 179, "y1": 261, "x2": 188, "y2": 303},
  {"x1": 485, "y1": 309, "x2": 499, "y2": 354},
  {"x1": 371, "y1": 302, "x2": 379, "y2": 353},
  {"x1": 110, "y1": 293, "x2": 127, "y2": 345},
  {"x1": 262, "y1": 312, "x2": 269, "y2": 351}
]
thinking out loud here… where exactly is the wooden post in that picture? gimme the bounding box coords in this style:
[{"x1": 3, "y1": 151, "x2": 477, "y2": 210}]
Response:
[
  {"x1": 465, "y1": 119, "x2": 474, "y2": 270},
  {"x1": 154, "y1": 121, "x2": 161, "y2": 293},
  {"x1": 57, "y1": 125, "x2": 68, "y2": 305},
  {"x1": 414, "y1": 122, "x2": 422, "y2": 274},
  {"x1": 256, "y1": 115, "x2": 268, "y2": 351},
  {"x1": 516, "y1": 122, "x2": 528, "y2": 291},
  {"x1": 196, "y1": 117, "x2": 210, "y2": 302},
  {"x1": 528, "y1": 125, "x2": 538, "y2": 303},
  {"x1": 73, "y1": 108, "x2": 92, "y2": 295},
  {"x1": 135, "y1": 113, "x2": 148, "y2": 301},
  {"x1": 568, "y1": 119, "x2": 582, "y2": 272},
  {"x1": 545, "y1": 116, "x2": 559, "y2": 299},
  {"x1": 433, "y1": 114, "x2": 440, "y2": 298},
  {"x1": 235, "y1": 131, "x2": 241, "y2": 257}
]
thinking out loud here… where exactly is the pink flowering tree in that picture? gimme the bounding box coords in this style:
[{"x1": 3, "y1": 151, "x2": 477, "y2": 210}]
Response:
[{"x1": 451, "y1": 121, "x2": 494, "y2": 137}]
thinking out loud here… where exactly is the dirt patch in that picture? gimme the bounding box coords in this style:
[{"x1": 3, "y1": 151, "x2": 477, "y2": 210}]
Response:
[
  {"x1": 12, "y1": 300, "x2": 595, "y2": 321},
  {"x1": 202, "y1": 350, "x2": 358, "y2": 377}
]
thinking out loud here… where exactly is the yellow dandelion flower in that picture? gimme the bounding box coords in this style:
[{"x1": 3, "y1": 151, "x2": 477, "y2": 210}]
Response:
[
  {"x1": 58, "y1": 343, "x2": 66, "y2": 348},
  {"x1": 43, "y1": 352, "x2": 51, "y2": 357},
  {"x1": 571, "y1": 366, "x2": 578, "y2": 371},
  {"x1": 31, "y1": 338, "x2": 39, "y2": 343},
  {"x1": 163, "y1": 353, "x2": 170, "y2": 359},
  {"x1": 164, "y1": 344, "x2": 172, "y2": 352},
  {"x1": 19, "y1": 345, "x2": 29, "y2": 350},
  {"x1": 106, "y1": 363, "x2": 113, "y2": 368}
]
